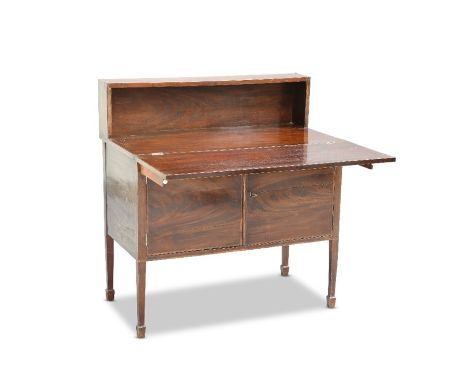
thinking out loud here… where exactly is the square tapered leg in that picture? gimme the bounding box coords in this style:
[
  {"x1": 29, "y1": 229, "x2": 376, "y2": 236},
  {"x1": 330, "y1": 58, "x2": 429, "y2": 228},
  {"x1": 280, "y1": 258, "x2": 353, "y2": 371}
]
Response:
[
  {"x1": 327, "y1": 239, "x2": 339, "y2": 308},
  {"x1": 105, "y1": 234, "x2": 115, "y2": 301},
  {"x1": 136, "y1": 260, "x2": 146, "y2": 338},
  {"x1": 280, "y1": 245, "x2": 289, "y2": 276}
]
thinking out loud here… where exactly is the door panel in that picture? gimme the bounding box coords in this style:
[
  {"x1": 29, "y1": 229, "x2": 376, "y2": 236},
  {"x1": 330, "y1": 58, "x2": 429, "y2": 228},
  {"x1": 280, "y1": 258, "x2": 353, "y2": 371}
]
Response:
[
  {"x1": 147, "y1": 175, "x2": 242, "y2": 254},
  {"x1": 245, "y1": 168, "x2": 334, "y2": 245}
]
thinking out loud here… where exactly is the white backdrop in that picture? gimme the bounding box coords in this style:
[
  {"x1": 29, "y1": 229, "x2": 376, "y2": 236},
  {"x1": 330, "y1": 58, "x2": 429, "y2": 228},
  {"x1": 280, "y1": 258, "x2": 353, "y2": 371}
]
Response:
[{"x1": 1, "y1": 1, "x2": 467, "y2": 381}]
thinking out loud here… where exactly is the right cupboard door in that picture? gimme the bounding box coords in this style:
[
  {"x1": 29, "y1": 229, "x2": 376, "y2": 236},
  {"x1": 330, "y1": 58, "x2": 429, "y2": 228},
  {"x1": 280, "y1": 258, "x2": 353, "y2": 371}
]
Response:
[{"x1": 245, "y1": 168, "x2": 335, "y2": 245}]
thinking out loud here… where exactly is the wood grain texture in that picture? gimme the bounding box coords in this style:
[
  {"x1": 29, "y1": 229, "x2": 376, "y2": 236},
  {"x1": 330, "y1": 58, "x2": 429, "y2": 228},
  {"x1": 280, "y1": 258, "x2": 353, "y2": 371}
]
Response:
[
  {"x1": 98, "y1": 74, "x2": 396, "y2": 337},
  {"x1": 110, "y1": 83, "x2": 307, "y2": 137},
  {"x1": 137, "y1": 132, "x2": 394, "y2": 181},
  {"x1": 137, "y1": 172, "x2": 147, "y2": 261},
  {"x1": 105, "y1": 144, "x2": 138, "y2": 257},
  {"x1": 245, "y1": 168, "x2": 334, "y2": 245},
  {"x1": 147, "y1": 175, "x2": 242, "y2": 254},
  {"x1": 148, "y1": 233, "x2": 331, "y2": 260},
  {"x1": 112, "y1": 125, "x2": 309, "y2": 155}
]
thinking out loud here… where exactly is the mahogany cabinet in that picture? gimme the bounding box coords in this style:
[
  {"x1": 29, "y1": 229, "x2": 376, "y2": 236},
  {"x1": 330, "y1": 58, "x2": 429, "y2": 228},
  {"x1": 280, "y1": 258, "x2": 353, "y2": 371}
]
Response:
[{"x1": 99, "y1": 74, "x2": 395, "y2": 338}]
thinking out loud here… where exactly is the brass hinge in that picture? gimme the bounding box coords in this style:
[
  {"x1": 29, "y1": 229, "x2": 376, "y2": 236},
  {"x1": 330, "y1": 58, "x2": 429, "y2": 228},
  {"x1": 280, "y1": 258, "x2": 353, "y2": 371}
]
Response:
[{"x1": 145, "y1": 232, "x2": 148, "y2": 247}]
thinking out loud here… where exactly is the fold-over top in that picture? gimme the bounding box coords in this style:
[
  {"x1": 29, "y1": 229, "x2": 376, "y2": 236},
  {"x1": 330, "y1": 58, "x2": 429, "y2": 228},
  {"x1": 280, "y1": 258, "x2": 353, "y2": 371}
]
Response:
[{"x1": 110, "y1": 126, "x2": 395, "y2": 184}]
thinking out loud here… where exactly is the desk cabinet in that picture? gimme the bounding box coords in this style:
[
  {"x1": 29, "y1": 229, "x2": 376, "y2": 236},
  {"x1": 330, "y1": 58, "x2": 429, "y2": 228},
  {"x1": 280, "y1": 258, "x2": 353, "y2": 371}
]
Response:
[{"x1": 99, "y1": 74, "x2": 395, "y2": 338}]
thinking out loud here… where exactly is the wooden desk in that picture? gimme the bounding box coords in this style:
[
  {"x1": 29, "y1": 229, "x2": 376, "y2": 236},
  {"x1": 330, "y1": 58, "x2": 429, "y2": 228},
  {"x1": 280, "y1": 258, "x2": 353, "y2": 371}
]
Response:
[{"x1": 99, "y1": 74, "x2": 395, "y2": 338}]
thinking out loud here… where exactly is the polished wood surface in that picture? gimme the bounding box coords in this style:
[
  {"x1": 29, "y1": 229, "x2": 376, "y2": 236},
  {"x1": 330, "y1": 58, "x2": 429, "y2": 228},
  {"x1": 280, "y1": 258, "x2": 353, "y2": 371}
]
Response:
[
  {"x1": 145, "y1": 168, "x2": 336, "y2": 257},
  {"x1": 99, "y1": 74, "x2": 309, "y2": 139},
  {"x1": 147, "y1": 176, "x2": 242, "y2": 254},
  {"x1": 99, "y1": 74, "x2": 395, "y2": 338},
  {"x1": 135, "y1": 128, "x2": 394, "y2": 182},
  {"x1": 148, "y1": 233, "x2": 331, "y2": 260},
  {"x1": 112, "y1": 125, "x2": 309, "y2": 155},
  {"x1": 245, "y1": 168, "x2": 334, "y2": 245},
  {"x1": 110, "y1": 83, "x2": 307, "y2": 137}
]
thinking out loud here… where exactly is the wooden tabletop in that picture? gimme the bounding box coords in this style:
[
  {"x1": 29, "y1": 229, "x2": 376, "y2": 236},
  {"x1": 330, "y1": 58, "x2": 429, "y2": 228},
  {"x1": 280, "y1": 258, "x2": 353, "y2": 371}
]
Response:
[{"x1": 110, "y1": 126, "x2": 395, "y2": 184}]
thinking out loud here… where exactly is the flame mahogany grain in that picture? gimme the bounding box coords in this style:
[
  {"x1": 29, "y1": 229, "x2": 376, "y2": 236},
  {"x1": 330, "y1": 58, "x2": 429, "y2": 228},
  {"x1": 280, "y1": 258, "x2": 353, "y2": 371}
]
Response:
[
  {"x1": 98, "y1": 74, "x2": 395, "y2": 338},
  {"x1": 147, "y1": 176, "x2": 243, "y2": 254},
  {"x1": 110, "y1": 83, "x2": 307, "y2": 137},
  {"x1": 136, "y1": 131, "x2": 394, "y2": 181},
  {"x1": 245, "y1": 168, "x2": 334, "y2": 245}
]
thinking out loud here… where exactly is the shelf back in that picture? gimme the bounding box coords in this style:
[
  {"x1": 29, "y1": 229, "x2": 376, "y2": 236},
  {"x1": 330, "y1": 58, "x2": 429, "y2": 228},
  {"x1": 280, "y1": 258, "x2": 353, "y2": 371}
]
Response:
[{"x1": 100, "y1": 80, "x2": 309, "y2": 138}]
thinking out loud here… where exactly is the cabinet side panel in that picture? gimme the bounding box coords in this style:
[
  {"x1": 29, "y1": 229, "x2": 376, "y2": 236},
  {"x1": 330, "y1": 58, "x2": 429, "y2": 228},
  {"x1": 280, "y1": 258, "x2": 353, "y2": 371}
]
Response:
[{"x1": 106, "y1": 144, "x2": 138, "y2": 257}]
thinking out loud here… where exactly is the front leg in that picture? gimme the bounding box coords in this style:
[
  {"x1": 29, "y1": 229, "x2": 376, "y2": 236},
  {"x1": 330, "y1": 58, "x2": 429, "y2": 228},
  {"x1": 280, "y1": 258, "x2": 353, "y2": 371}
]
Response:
[
  {"x1": 326, "y1": 239, "x2": 338, "y2": 308},
  {"x1": 105, "y1": 234, "x2": 115, "y2": 301},
  {"x1": 103, "y1": 143, "x2": 115, "y2": 301},
  {"x1": 327, "y1": 167, "x2": 342, "y2": 308},
  {"x1": 136, "y1": 260, "x2": 146, "y2": 338},
  {"x1": 136, "y1": 172, "x2": 148, "y2": 338},
  {"x1": 280, "y1": 245, "x2": 289, "y2": 276}
]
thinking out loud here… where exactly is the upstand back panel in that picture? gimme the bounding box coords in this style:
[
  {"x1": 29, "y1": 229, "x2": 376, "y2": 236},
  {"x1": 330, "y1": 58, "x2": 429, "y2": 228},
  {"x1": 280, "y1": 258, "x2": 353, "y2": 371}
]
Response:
[{"x1": 99, "y1": 74, "x2": 395, "y2": 338}]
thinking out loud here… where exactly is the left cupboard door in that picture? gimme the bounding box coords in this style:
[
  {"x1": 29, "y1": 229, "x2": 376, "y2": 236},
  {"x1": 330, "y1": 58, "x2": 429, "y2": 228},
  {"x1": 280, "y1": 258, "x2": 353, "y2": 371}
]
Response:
[{"x1": 147, "y1": 175, "x2": 243, "y2": 255}]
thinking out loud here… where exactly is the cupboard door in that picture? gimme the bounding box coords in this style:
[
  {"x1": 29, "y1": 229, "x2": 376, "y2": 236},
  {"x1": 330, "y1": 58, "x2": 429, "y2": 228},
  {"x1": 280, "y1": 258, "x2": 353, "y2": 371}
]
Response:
[
  {"x1": 147, "y1": 175, "x2": 242, "y2": 254},
  {"x1": 245, "y1": 168, "x2": 334, "y2": 245}
]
